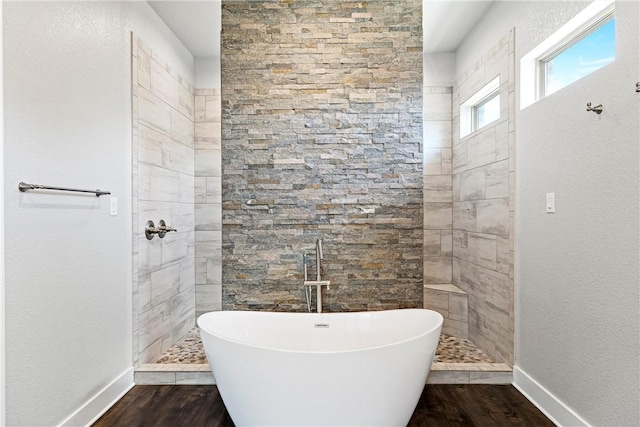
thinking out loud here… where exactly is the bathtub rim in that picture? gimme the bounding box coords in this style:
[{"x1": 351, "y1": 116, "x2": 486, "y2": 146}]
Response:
[{"x1": 197, "y1": 308, "x2": 443, "y2": 355}]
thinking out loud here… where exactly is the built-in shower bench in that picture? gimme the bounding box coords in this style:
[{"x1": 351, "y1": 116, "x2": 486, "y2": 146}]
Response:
[
  {"x1": 423, "y1": 284, "x2": 512, "y2": 384},
  {"x1": 424, "y1": 284, "x2": 469, "y2": 338}
]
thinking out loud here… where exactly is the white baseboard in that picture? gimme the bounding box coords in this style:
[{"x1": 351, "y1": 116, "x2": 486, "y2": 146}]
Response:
[
  {"x1": 58, "y1": 367, "x2": 134, "y2": 427},
  {"x1": 513, "y1": 366, "x2": 590, "y2": 427}
]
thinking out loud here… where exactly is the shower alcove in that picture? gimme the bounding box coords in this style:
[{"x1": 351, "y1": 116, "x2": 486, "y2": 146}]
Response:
[{"x1": 133, "y1": 3, "x2": 514, "y2": 386}]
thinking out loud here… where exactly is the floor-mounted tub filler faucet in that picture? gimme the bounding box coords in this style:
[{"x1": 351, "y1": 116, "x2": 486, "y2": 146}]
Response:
[
  {"x1": 303, "y1": 238, "x2": 330, "y2": 313},
  {"x1": 315, "y1": 238, "x2": 323, "y2": 281}
]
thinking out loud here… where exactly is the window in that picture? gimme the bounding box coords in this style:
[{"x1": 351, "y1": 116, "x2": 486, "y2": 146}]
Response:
[
  {"x1": 473, "y1": 91, "x2": 500, "y2": 130},
  {"x1": 521, "y1": 0, "x2": 615, "y2": 109},
  {"x1": 541, "y1": 13, "x2": 615, "y2": 97},
  {"x1": 460, "y1": 76, "x2": 500, "y2": 138}
]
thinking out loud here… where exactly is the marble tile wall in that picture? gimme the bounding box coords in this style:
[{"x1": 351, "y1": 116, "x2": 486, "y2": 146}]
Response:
[
  {"x1": 132, "y1": 36, "x2": 196, "y2": 366},
  {"x1": 451, "y1": 29, "x2": 515, "y2": 365},
  {"x1": 221, "y1": 0, "x2": 423, "y2": 311},
  {"x1": 423, "y1": 86, "x2": 453, "y2": 285},
  {"x1": 194, "y1": 89, "x2": 222, "y2": 317}
]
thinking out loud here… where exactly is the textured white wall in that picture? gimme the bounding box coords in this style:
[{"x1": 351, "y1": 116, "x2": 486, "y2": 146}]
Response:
[
  {"x1": 3, "y1": 2, "x2": 192, "y2": 425},
  {"x1": 193, "y1": 0, "x2": 221, "y2": 89},
  {"x1": 457, "y1": 1, "x2": 639, "y2": 425},
  {"x1": 424, "y1": 53, "x2": 454, "y2": 86},
  {"x1": 455, "y1": 1, "x2": 590, "y2": 80},
  {"x1": 194, "y1": 57, "x2": 221, "y2": 89},
  {"x1": 0, "y1": 4, "x2": 5, "y2": 425}
]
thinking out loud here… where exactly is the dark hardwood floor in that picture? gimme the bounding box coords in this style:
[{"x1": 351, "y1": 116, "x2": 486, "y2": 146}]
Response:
[{"x1": 93, "y1": 384, "x2": 553, "y2": 427}]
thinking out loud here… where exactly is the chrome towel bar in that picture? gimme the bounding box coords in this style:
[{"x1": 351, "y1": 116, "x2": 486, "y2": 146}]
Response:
[{"x1": 18, "y1": 181, "x2": 110, "y2": 197}]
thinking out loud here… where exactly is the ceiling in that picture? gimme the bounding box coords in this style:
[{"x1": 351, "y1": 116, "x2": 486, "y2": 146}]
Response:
[{"x1": 148, "y1": 0, "x2": 493, "y2": 57}]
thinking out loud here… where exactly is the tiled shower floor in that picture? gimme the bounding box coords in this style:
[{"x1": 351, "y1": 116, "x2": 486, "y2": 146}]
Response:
[
  {"x1": 154, "y1": 327, "x2": 495, "y2": 365},
  {"x1": 138, "y1": 328, "x2": 511, "y2": 385}
]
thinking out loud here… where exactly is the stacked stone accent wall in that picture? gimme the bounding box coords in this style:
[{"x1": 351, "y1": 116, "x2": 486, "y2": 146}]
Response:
[{"x1": 221, "y1": 0, "x2": 423, "y2": 311}]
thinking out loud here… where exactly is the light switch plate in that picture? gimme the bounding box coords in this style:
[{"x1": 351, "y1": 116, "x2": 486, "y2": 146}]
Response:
[
  {"x1": 546, "y1": 193, "x2": 555, "y2": 213},
  {"x1": 110, "y1": 197, "x2": 118, "y2": 216}
]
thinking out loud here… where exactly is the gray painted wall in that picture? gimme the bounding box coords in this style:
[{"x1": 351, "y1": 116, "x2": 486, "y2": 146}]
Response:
[
  {"x1": 457, "y1": 1, "x2": 639, "y2": 424},
  {"x1": 220, "y1": 0, "x2": 424, "y2": 312},
  {"x1": 3, "y1": 2, "x2": 192, "y2": 424}
]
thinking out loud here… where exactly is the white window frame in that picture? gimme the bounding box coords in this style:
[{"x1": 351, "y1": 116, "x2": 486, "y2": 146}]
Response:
[
  {"x1": 460, "y1": 76, "x2": 500, "y2": 139},
  {"x1": 538, "y1": 9, "x2": 614, "y2": 98},
  {"x1": 521, "y1": 0, "x2": 615, "y2": 110}
]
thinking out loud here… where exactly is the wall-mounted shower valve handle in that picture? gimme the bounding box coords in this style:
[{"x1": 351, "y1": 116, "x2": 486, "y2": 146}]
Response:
[
  {"x1": 145, "y1": 220, "x2": 160, "y2": 240},
  {"x1": 158, "y1": 224, "x2": 177, "y2": 233},
  {"x1": 145, "y1": 219, "x2": 177, "y2": 240},
  {"x1": 156, "y1": 220, "x2": 176, "y2": 238}
]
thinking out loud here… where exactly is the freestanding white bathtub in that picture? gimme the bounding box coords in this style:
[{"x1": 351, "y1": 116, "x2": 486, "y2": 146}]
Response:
[{"x1": 197, "y1": 308, "x2": 443, "y2": 426}]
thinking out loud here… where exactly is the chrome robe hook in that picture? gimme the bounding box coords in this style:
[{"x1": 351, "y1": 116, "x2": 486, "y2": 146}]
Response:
[{"x1": 586, "y1": 102, "x2": 603, "y2": 114}]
